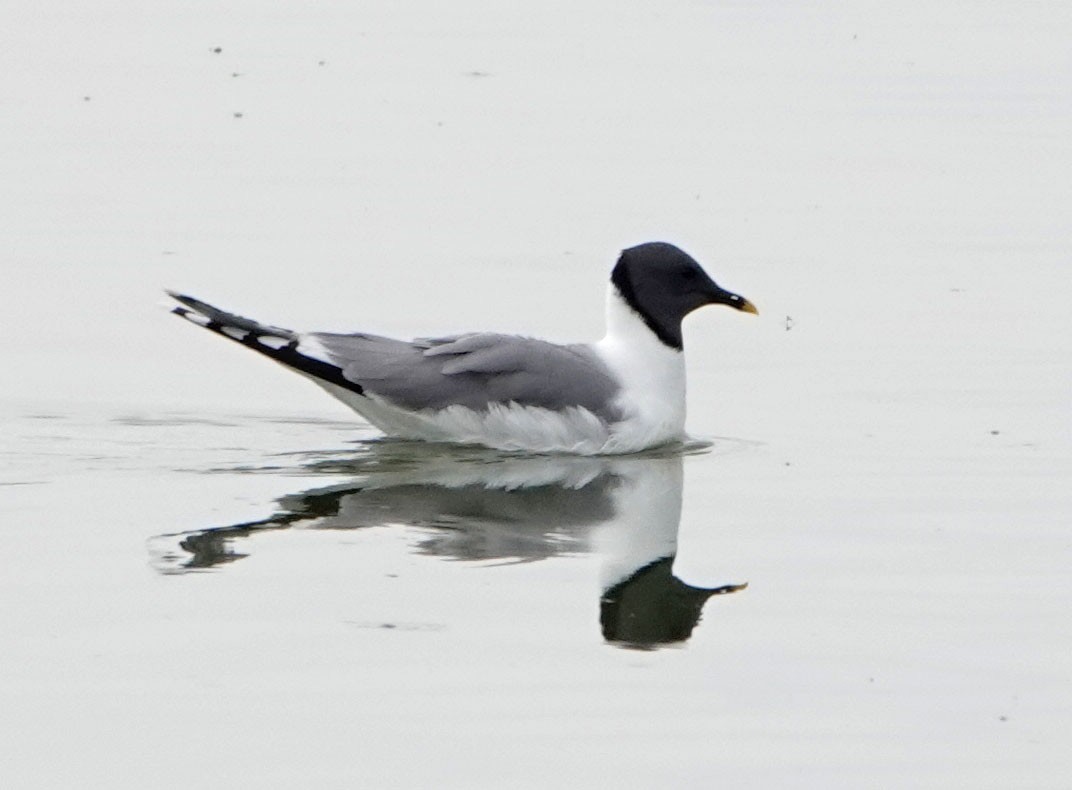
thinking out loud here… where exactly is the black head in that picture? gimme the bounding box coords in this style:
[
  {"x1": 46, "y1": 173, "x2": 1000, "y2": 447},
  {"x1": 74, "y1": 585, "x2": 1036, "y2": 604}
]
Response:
[{"x1": 610, "y1": 242, "x2": 757, "y2": 349}]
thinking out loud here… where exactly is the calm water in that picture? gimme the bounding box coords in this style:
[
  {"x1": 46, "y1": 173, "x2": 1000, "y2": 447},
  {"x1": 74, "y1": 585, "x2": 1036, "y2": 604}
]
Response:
[
  {"x1": 4, "y1": 385, "x2": 1067, "y2": 787},
  {"x1": 4, "y1": 2, "x2": 1071, "y2": 787}
]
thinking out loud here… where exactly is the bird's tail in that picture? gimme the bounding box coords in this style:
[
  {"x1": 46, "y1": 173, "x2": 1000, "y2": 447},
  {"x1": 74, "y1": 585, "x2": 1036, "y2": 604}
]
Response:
[{"x1": 165, "y1": 291, "x2": 364, "y2": 395}]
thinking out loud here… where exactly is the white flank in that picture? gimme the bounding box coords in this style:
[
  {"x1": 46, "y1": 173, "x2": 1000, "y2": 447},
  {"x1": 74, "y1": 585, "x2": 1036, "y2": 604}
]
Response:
[{"x1": 309, "y1": 378, "x2": 613, "y2": 454}]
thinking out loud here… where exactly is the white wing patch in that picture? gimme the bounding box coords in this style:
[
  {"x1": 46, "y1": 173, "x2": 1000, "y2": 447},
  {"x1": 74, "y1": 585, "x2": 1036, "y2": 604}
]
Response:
[{"x1": 258, "y1": 335, "x2": 293, "y2": 350}]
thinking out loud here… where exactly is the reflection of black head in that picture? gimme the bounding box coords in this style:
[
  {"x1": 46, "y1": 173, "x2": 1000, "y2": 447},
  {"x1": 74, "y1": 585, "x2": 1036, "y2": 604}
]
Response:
[{"x1": 600, "y1": 557, "x2": 746, "y2": 649}]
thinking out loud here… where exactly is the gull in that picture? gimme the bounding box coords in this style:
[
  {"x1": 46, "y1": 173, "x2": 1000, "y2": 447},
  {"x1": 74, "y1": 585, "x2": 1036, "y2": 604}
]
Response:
[{"x1": 167, "y1": 242, "x2": 756, "y2": 454}]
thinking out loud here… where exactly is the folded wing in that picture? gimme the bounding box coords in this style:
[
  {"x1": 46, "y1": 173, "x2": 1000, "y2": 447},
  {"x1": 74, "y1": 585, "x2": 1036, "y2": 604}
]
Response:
[{"x1": 310, "y1": 332, "x2": 622, "y2": 420}]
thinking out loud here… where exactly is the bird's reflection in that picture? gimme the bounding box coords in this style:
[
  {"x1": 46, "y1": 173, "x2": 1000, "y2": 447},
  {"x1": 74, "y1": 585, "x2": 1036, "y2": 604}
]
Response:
[{"x1": 150, "y1": 440, "x2": 746, "y2": 649}]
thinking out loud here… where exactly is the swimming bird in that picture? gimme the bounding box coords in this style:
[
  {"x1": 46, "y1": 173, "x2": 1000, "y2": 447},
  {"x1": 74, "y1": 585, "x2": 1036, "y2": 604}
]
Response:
[{"x1": 167, "y1": 242, "x2": 757, "y2": 454}]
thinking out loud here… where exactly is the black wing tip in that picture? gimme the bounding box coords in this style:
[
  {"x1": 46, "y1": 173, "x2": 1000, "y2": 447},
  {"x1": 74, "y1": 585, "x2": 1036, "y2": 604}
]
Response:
[
  {"x1": 165, "y1": 290, "x2": 216, "y2": 316},
  {"x1": 164, "y1": 288, "x2": 191, "y2": 305},
  {"x1": 165, "y1": 291, "x2": 364, "y2": 397},
  {"x1": 164, "y1": 290, "x2": 298, "y2": 341}
]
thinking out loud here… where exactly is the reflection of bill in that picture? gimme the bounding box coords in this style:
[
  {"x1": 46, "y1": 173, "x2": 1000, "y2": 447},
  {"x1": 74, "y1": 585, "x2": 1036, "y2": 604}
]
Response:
[{"x1": 149, "y1": 442, "x2": 747, "y2": 649}]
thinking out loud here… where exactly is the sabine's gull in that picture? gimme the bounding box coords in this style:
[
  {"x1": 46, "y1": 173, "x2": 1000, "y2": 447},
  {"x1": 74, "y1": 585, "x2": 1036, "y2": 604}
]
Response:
[{"x1": 167, "y1": 242, "x2": 757, "y2": 454}]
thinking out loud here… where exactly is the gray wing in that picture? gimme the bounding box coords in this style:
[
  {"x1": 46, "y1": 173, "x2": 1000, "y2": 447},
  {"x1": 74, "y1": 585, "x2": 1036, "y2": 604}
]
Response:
[{"x1": 309, "y1": 331, "x2": 622, "y2": 419}]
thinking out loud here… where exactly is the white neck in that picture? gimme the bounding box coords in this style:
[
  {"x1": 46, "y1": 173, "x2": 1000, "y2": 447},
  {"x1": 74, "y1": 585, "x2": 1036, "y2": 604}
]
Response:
[
  {"x1": 599, "y1": 286, "x2": 680, "y2": 355},
  {"x1": 592, "y1": 288, "x2": 687, "y2": 451}
]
